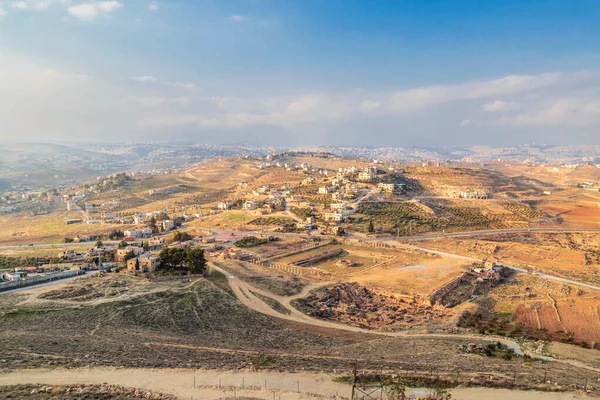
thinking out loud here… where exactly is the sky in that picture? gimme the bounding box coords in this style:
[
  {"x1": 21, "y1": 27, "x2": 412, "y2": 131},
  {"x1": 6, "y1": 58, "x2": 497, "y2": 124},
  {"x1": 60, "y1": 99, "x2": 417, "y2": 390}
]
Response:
[{"x1": 0, "y1": 0, "x2": 600, "y2": 147}]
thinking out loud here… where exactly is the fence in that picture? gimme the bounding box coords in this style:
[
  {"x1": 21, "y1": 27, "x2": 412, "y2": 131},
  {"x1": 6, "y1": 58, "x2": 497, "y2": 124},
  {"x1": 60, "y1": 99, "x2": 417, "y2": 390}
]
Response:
[
  {"x1": 0, "y1": 270, "x2": 85, "y2": 293},
  {"x1": 187, "y1": 373, "x2": 346, "y2": 400},
  {"x1": 248, "y1": 258, "x2": 311, "y2": 276}
]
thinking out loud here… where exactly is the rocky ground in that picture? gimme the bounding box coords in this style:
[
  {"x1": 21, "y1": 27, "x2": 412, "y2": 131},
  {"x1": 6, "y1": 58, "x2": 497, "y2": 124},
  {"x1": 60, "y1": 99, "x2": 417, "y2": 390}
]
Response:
[
  {"x1": 0, "y1": 384, "x2": 175, "y2": 399},
  {"x1": 292, "y1": 282, "x2": 449, "y2": 331}
]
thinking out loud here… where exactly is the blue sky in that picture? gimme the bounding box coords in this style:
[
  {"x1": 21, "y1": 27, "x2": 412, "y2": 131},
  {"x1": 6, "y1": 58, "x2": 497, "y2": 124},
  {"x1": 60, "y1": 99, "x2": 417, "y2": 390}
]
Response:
[{"x1": 1, "y1": 0, "x2": 599, "y2": 146}]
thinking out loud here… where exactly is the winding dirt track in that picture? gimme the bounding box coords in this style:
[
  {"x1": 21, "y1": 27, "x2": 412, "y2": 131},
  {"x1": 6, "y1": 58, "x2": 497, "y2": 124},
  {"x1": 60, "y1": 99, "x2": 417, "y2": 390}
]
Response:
[{"x1": 210, "y1": 263, "x2": 600, "y2": 374}]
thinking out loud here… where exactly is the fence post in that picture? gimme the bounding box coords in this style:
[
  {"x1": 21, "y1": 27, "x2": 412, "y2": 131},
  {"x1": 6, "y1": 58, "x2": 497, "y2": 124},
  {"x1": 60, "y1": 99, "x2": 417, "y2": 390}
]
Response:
[{"x1": 297, "y1": 380, "x2": 300, "y2": 393}]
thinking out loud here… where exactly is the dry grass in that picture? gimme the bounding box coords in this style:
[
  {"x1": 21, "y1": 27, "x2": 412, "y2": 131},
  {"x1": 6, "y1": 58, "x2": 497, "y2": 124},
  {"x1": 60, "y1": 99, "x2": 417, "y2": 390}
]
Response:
[{"x1": 0, "y1": 211, "x2": 132, "y2": 245}]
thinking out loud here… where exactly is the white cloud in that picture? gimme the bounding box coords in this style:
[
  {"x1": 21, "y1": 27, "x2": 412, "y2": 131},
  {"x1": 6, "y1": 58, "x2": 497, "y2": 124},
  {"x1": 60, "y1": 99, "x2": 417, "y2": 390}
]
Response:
[
  {"x1": 360, "y1": 100, "x2": 381, "y2": 114},
  {"x1": 130, "y1": 75, "x2": 158, "y2": 83},
  {"x1": 497, "y1": 98, "x2": 600, "y2": 127},
  {"x1": 230, "y1": 14, "x2": 248, "y2": 22},
  {"x1": 131, "y1": 96, "x2": 189, "y2": 106},
  {"x1": 148, "y1": 1, "x2": 157, "y2": 11},
  {"x1": 67, "y1": 1, "x2": 122, "y2": 20},
  {"x1": 385, "y1": 71, "x2": 598, "y2": 114},
  {"x1": 141, "y1": 94, "x2": 351, "y2": 129},
  {"x1": 483, "y1": 100, "x2": 521, "y2": 112},
  {"x1": 1, "y1": 55, "x2": 599, "y2": 145},
  {"x1": 0, "y1": 7, "x2": 6, "y2": 15},
  {"x1": 11, "y1": 1, "x2": 27, "y2": 8}
]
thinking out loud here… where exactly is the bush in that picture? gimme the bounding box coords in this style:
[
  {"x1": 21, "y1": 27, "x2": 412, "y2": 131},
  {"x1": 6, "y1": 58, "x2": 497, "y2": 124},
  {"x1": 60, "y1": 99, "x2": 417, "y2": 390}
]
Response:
[{"x1": 234, "y1": 236, "x2": 269, "y2": 248}]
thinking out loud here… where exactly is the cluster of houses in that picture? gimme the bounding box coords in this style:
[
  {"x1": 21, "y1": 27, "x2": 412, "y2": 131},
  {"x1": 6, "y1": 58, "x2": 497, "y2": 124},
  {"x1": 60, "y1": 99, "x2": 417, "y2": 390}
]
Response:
[
  {"x1": 470, "y1": 260, "x2": 507, "y2": 283},
  {"x1": 445, "y1": 187, "x2": 490, "y2": 200}
]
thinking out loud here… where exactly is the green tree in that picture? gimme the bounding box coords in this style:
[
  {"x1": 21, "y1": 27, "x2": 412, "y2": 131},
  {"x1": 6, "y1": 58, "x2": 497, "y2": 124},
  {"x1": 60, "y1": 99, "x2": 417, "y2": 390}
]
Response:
[
  {"x1": 186, "y1": 248, "x2": 206, "y2": 274},
  {"x1": 64, "y1": 237, "x2": 74, "y2": 243},
  {"x1": 155, "y1": 212, "x2": 170, "y2": 221},
  {"x1": 134, "y1": 258, "x2": 140, "y2": 271},
  {"x1": 172, "y1": 231, "x2": 193, "y2": 242},
  {"x1": 108, "y1": 230, "x2": 124, "y2": 240},
  {"x1": 159, "y1": 247, "x2": 186, "y2": 269},
  {"x1": 95, "y1": 239, "x2": 103, "y2": 248},
  {"x1": 146, "y1": 216, "x2": 158, "y2": 233},
  {"x1": 123, "y1": 250, "x2": 136, "y2": 263},
  {"x1": 368, "y1": 219, "x2": 375, "y2": 233},
  {"x1": 143, "y1": 241, "x2": 150, "y2": 251}
]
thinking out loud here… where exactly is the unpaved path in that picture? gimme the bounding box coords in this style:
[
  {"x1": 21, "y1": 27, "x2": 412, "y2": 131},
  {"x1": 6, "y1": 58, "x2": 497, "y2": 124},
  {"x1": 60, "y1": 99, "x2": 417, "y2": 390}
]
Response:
[
  {"x1": 0, "y1": 368, "x2": 588, "y2": 400},
  {"x1": 211, "y1": 263, "x2": 526, "y2": 353},
  {"x1": 211, "y1": 263, "x2": 600, "y2": 374}
]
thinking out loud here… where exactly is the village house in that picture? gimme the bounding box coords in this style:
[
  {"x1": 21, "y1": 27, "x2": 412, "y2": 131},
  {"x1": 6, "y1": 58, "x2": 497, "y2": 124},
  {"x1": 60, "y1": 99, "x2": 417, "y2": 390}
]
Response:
[
  {"x1": 324, "y1": 212, "x2": 349, "y2": 222},
  {"x1": 127, "y1": 254, "x2": 161, "y2": 272},
  {"x1": 358, "y1": 171, "x2": 375, "y2": 182},
  {"x1": 345, "y1": 183, "x2": 359, "y2": 193},
  {"x1": 330, "y1": 202, "x2": 350, "y2": 212},
  {"x1": 161, "y1": 220, "x2": 175, "y2": 231},
  {"x1": 116, "y1": 247, "x2": 144, "y2": 263},
  {"x1": 217, "y1": 201, "x2": 232, "y2": 210},
  {"x1": 243, "y1": 199, "x2": 259, "y2": 210},
  {"x1": 331, "y1": 192, "x2": 345, "y2": 201},
  {"x1": 124, "y1": 229, "x2": 143, "y2": 238},
  {"x1": 318, "y1": 186, "x2": 335, "y2": 194},
  {"x1": 378, "y1": 183, "x2": 397, "y2": 193}
]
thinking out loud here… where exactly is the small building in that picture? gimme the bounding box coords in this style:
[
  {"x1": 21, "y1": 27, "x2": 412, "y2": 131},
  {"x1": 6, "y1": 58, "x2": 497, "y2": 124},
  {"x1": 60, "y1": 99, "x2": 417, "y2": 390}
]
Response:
[
  {"x1": 124, "y1": 229, "x2": 143, "y2": 238},
  {"x1": 116, "y1": 247, "x2": 144, "y2": 262},
  {"x1": 64, "y1": 219, "x2": 83, "y2": 225},
  {"x1": 358, "y1": 171, "x2": 374, "y2": 182},
  {"x1": 243, "y1": 199, "x2": 259, "y2": 210},
  {"x1": 127, "y1": 254, "x2": 161, "y2": 272},
  {"x1": 217, "y1": 201, "x2": 232, "y2": 210},
  {"x1": 162, "y1": 220, "x2": 175, "y2": 231},
  {"x1": 324, "y1": 212, "x2": 348, "y2": 222},
  {"x1": 330, "y1": 203, "x2": 350, "y2": 212},
  {"x1": 378, "y1": 183, "x2": 397, "y2": 193},
  {"x1": 331, "y1": 192, "x2": 345, "y2": 201},
  {"x1": 318, "y1": 186, "x2": 334, "y2": 194}
]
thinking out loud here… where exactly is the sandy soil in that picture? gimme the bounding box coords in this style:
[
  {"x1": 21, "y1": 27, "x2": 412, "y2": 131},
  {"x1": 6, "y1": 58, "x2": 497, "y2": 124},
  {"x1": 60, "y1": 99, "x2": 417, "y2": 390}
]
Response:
[
  {"x1": 0, "y1": 368, "x2": 591, "y2": 400},
  {"x1": 352, "y1": 258, "x2": 467, "y2": 296}
]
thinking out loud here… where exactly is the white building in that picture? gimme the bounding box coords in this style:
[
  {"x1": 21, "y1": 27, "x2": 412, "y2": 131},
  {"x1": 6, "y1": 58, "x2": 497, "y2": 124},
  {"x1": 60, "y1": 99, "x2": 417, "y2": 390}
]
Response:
[
  {"x1": 217, "y1": 201, "x2": 233, "y2": 210},
  {"x1": 318, "y1": 186, "x2": 334, "y2": 194},
  {"x1": 124, "y1": 229, "x2": 143, "y2": 238},
  {"x1": 330, "y1": 203, "x2": 350, "y2": 212},
  {"x1": 324, "y1": 212, "x2": 349, "y2": 222},
  {"x1": 243, "y1": 199, "x2": 259, "y2": 210},
  {"x1": 358, "y1": 171, "x2": 375, "y2": 182},
  {"x1": 162, "y1": 220, "x2": 175, "y2": 231}
]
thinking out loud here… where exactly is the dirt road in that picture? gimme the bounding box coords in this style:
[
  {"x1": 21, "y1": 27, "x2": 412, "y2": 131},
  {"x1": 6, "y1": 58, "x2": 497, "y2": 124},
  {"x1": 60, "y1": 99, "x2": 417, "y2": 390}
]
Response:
[
  {"x1": 211, "y1": 262, "x2": 600, "y2": 374},
  {"x1": 0, "y1": 368, "x2": 589, "y2": 400},
  {"x1": 210, "y1": 263, "x2": 526, "y2": 354}
]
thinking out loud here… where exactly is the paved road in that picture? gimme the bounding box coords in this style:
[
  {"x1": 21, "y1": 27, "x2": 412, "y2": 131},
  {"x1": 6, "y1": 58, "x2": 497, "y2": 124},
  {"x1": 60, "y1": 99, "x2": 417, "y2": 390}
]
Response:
[
  {"x1": 361, "y1": 239, "x2": 600, "y2": 292},
  {"x1": 0, "y1": 241, "x2": 120, "y2": 250},
  {"x1": 394, "y1": 227, "x2": 600, "y2": 241},
  {"x1": 0, "y1": 271, "x2": 100, "y2": 295}
]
